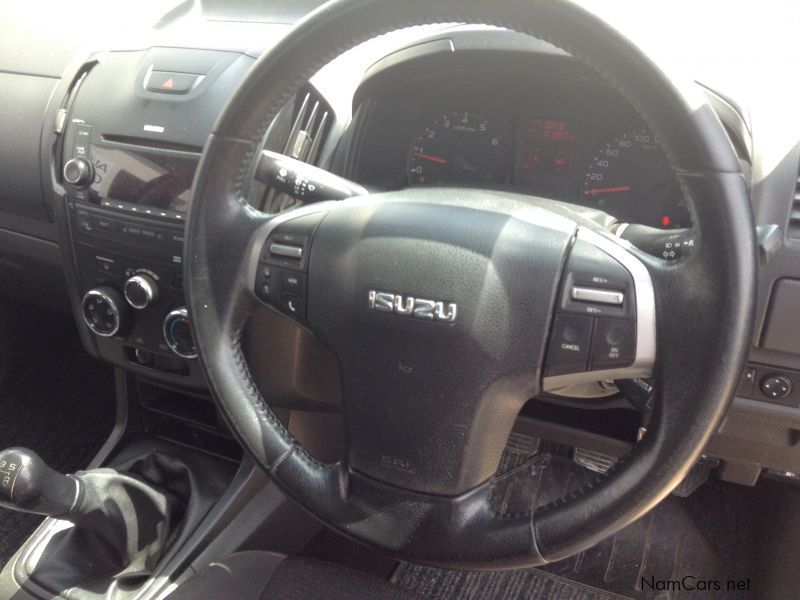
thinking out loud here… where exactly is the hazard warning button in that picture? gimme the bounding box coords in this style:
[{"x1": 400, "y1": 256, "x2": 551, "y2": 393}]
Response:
[{"x1": 145, "y1": 71, "x2": 201, "y2": 94}]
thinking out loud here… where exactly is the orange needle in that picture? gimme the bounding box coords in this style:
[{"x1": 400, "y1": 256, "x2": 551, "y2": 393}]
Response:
[
  {"x1": 413, "y1": 152, "x2": 448, "y2": 165},
  {"x1": 585, "y1": 185, "x2": 632, "y2": 195}
]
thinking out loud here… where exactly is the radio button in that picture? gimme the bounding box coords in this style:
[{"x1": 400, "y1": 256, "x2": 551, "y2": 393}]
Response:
[
  {"x1": 95, "y1": 257, "x2": 119, "y2": 275},
  {"x1": 139, "y1": 227, "x2": 165, "y2": 242},
  {"x1": 89, "y1": 215, "x2": 119, "y2": 234},
  {"x1": 75, "y1": 124, "x2": 92, "y2": 144},
  {"x1": 167, "y1": 230, "x2": 185, "y2": 246},
  {"x1": 120, "y1": 223, "x2": 143, "y2": 239},
  {"x1": 75, "y1": 211, "x2": 92, "y2": 232}
]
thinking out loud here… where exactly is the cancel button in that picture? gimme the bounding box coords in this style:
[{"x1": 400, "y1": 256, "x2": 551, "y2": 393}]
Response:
[{"x1": 544, "y1": 314, "x2": 593, "y2": 376}]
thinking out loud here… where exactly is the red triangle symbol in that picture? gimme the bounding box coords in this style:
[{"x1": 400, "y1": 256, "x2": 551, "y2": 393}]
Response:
[{"x1": 161, "y1": 78, "x2": 174, "y2": 89}]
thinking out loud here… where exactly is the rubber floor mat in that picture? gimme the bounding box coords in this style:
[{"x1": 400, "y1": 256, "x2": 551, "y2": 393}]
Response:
[
  {"x1": 394, "y1": 563, "x2": 630, "y2": 600},
  {"x1": 393, "y1": 433, "x2": 760, "y2": 599},
  {"x1": 0, "y1": 341, "x2": 115, "y2": 567}
]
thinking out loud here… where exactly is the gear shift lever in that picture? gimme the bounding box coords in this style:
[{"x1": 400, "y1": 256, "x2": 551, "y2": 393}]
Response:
[
  {"x1": 2, "y1": 440, "x2": 232, "y2": 599},
  {"x1": 0, "y1": 447, "x2": 79, "y2": 516}
]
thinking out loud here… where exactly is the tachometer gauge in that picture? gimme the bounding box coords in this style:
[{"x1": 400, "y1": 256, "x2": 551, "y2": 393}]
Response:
[
  {"x1": 582, "y1": 128, "x2": 691, "y2": 229},
  {"x1": 408, "y1": 112, "x2": 506, "y2": 186}
]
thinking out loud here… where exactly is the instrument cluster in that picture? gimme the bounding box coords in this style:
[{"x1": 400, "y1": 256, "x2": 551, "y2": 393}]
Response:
[{"x1": 352, "y1": 71, "x2": 691, "y2": 229}]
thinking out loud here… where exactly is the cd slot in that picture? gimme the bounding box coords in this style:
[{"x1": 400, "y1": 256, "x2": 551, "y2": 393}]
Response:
[{"x1": 100, "y1": 133, "x2": 202, "y2": 154}]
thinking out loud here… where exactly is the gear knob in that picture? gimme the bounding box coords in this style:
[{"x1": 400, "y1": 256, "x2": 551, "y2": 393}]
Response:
[{"x1": 0, "y1": 447, "x2": 79, "y2": 516}]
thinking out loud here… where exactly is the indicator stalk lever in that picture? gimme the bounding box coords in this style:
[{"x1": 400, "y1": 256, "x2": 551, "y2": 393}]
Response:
[
  {"x1": 616, "y1": 223, "x2": 694, "y2": 261},
  {"x1": 255, "y1": 150, "x2": 368, "y2": 204}
]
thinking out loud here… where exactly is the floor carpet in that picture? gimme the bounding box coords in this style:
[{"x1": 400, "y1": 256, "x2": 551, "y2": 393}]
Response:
[{"x1": 392, "y1": 432, "x2": 768, "y2": 599}]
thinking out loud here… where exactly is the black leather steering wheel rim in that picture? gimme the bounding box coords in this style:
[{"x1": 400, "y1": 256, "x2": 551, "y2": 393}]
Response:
[{"x1": 186, "y1": 0, "x2": 757, "y2": 568}]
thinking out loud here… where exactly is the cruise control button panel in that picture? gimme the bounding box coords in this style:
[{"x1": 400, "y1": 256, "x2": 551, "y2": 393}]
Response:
[
  {"x1": 559, "y1": 239, "x2": 635, "y2": 319},
  {"x1": 254, "y1": 212, "x2": 324, "y2": 322},
  {"x1": 545, "y1": 236, "x2": 639, "y2": 379}
]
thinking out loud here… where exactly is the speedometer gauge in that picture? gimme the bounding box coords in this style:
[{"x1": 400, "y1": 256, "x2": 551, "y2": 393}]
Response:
[
  {"x1": 408, "y1": 112, "x2": 506, "y2": 186},
  {"x1": 582, "y1": 128, "x2": 690, "y2": 229}
]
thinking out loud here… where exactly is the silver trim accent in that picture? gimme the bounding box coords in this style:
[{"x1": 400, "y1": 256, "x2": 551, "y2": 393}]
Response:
[
  {"x1": 571, "y1": 286, "x2": 624, "y2": 306},
  {"x1": 367, "y1": 290, "x2": 458, "y2": 322},
  {"x1": 163, "y1": 307, "x2": 198, "y2": 359},
  {"x1": 81, "y1": 289, "x2": 122, "y2": 338},
  {"x1": 63, "y1": 157, "x2": 90, "y2": 186},
  {"x1": 542, "y1": 227, "x2": 656, "y2": 392},
  {"x1": 614, "y1": 222, "x2": 631, "y2": 238},
  {"x1": 66, "y1": 475, "x2": 82, "y2": 513},
  {"x1": 55, "y1": 108, "x2": 67, "y2": 135},
  {"x1": 269, "y1": 242, "x2": 303, "y2": 259},
  {"x1": 573, "y1": 448, "x2": 618, "y2": 473},
  {"x1": 123, "y1": 274, "x2": 158, "y2": 309}
]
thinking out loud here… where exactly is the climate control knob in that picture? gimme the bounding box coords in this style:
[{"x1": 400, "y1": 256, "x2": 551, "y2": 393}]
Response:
[
  {"x1": 124, "y1": 274, "x2": 159, "y2": 309},
  {"x1": 163, "y1": 307, "x2": 197, "y2": 359},
  {"x1": 63, "y1": 157, "x2": 94, "y2": 188},
  {"x1": 81, "y1": 287, "x2": 129, "y2": 337}
]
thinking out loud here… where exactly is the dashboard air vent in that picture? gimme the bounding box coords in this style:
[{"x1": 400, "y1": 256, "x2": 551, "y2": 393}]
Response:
[
  {"x1": 791, "y1": 174, "x2": 800, "y2": 239},
  {"x1": 284, "y1": 89, "x2": 332, "y2": 166}
]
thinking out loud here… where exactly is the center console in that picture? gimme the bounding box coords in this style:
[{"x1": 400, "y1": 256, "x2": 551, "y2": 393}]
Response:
[
  {"x1": 0, "y1": 42, "x2": 296, "y2": 600},
  {"x1": 55, "y1": 47, "x2": 257, "y2": 387}
]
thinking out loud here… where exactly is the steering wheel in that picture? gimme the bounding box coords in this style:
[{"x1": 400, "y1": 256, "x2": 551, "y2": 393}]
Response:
[{"x1": 186, "y1": 0, "x2": 756, "y2": 567}]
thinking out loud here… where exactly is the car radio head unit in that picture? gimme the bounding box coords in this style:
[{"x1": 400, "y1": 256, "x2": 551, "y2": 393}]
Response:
[{"x1": 87, "y1": 145, "x2": 198, "y2": 215}]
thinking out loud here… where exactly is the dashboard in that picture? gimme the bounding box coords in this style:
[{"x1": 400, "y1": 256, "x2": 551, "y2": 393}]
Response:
[
  {"x1": 2, "y1": 4, "x2": 800, "y2": 491},
  {"x1": 349, "y1": 52, "x2": 690, "y2": 229}
]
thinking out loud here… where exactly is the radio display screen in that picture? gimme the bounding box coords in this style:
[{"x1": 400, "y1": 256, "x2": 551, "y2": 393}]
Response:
[{"x1": 87, "y1": 146, "x2": 199, "y2": 214}]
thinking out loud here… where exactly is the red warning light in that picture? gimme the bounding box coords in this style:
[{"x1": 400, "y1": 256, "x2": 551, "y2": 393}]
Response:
[
  {"x1": 161, "y1": 78, "x2": 175, "y2": 90},
  {"x1": 661, "y1": 216, "x2": 672, "y2": 227}
]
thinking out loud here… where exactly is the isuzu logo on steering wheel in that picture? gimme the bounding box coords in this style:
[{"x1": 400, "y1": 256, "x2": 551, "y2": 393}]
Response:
[{"x1": 368, "y1": 290, "x2": 457, "y2": 323}]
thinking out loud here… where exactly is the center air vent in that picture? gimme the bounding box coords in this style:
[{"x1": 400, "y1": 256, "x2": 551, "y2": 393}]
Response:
[
  {"x1": 262, "y1": 88, "x2": 333, "y2": 213},
  {"x1": 790, "y1": 173, "x2": 800, "y2": 239}
]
